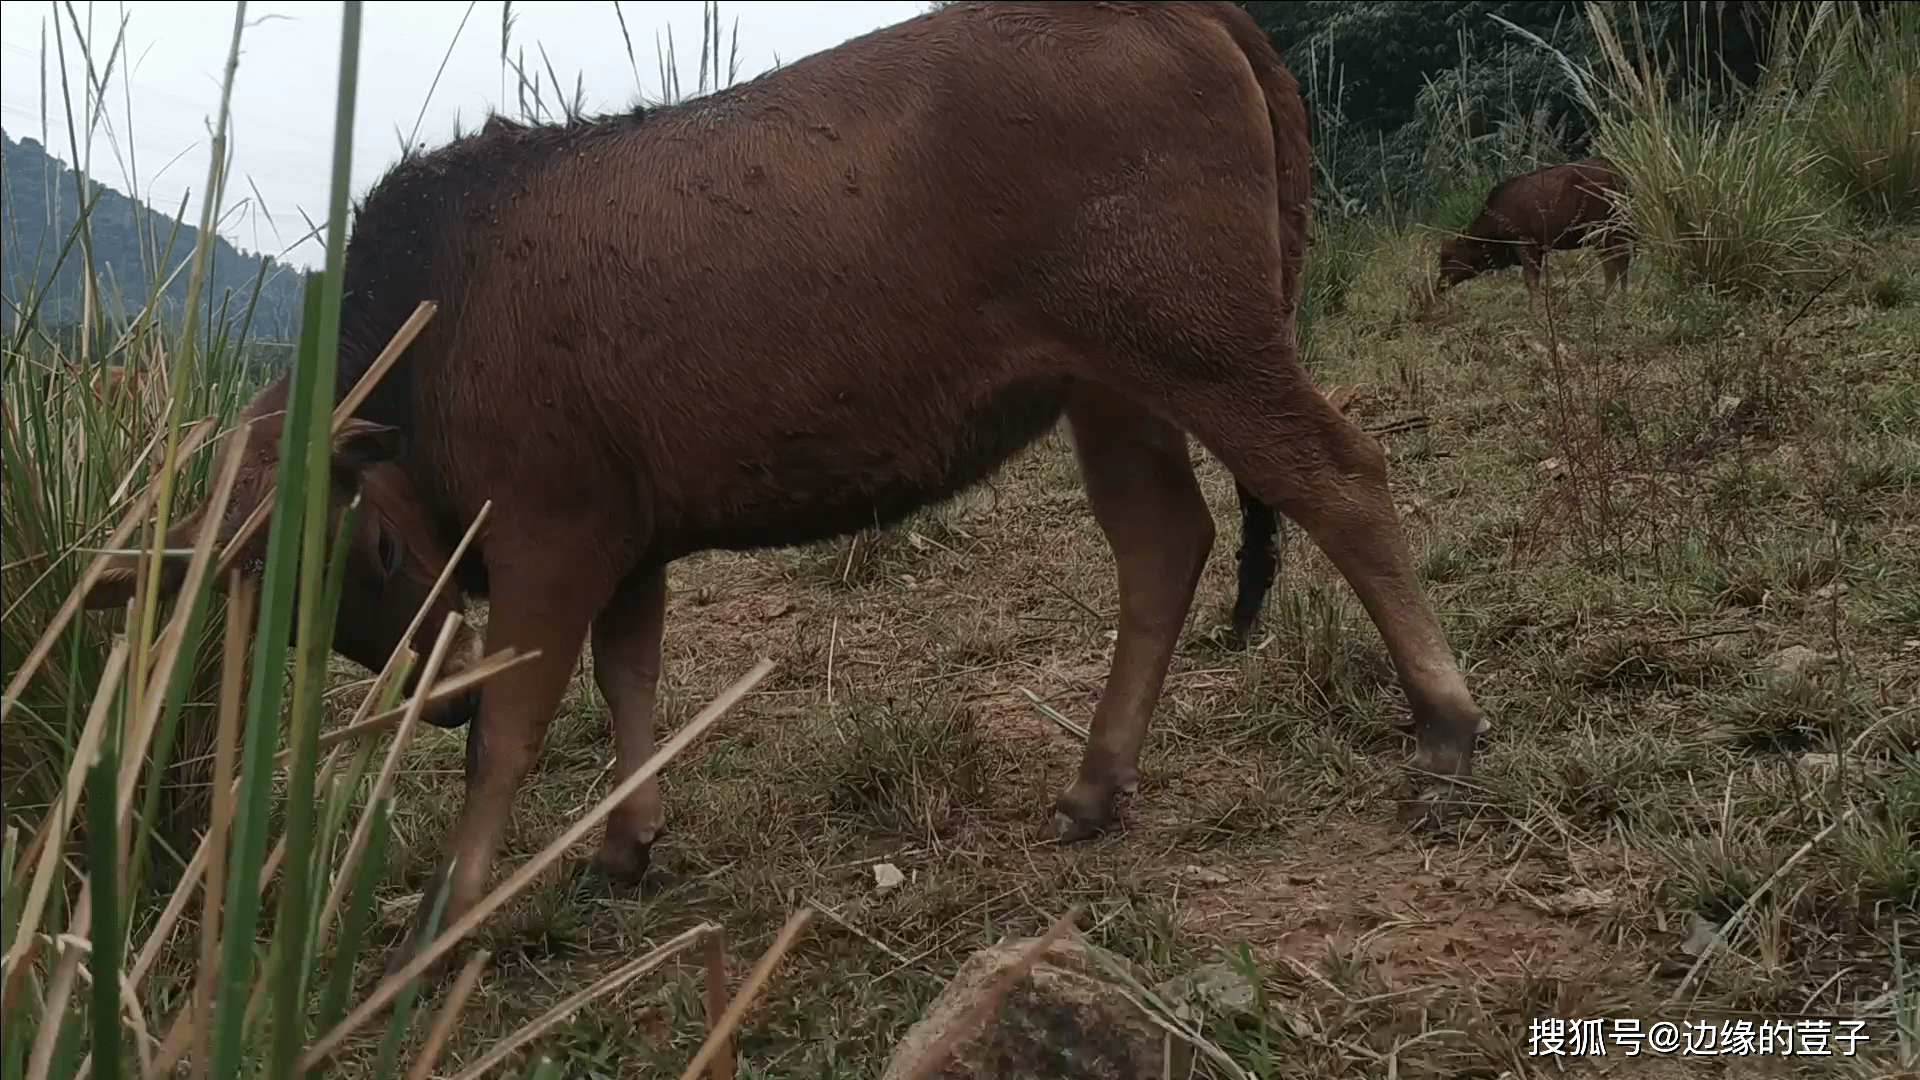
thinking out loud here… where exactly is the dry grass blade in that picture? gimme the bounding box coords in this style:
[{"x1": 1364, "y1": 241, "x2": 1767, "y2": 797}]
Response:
[
  {"x1": 405, "y1": 949, "x2": 492, "y2": 1080},
  {"x1": 302, "y1": 647, "x2": 532, "y2": 763},
  {"x1": 892, "y1": 904, "x2": 1086, "y2": 1080},
  {"x1": 197, "y1": 571, "x2": 252, "y2": 1080},
  {"x1": 143, "y1": 1001, "x2": 201, "y2": 1080},
  {"x1": 344, "y1": 497, "x2": 493, "y2": 728},
  {"x1": 704, "y1": 928, "x2": 733, "y2": 1080},
  {"x1": 0, "y1": 422, "x2": 177, "y2": 721},
  {"x1": 126, "y1": 835, "x2": 210, "y2": 987},
  {"x1": 446, "y1": 924, "x2": 716, "y2": 1080},
  {"x1": 301, "y1": 657, "x2": 778, "y2": 1070},
  {"x1": 1077, "y1": 937, "x2": 1254, "y2": 1080},
  {"x1": 2, "y1": 637, "x2": 129, "y2": 1007},
  {"x1": 285, "y1": 496, "x2": 492, "y2": 779},
  {"x1": 25, "y1": 885, "x2": 93, "y2": 1080},
  {"x1": 806, "y1": 895, "x2": 912, "y2": 966},
  {"x1": 114, "y1": 420, "x2": 248, "y2": 824},
  {"x1": 333, "y1": 300, "x2": 438, "y2": 422},
  {"x1": 130, "y1": 576, "x2": 256, "y2": 1080},
  {"x1": 315, "y1": 610, "x2": 469, "y2": 945},
  {"x1": 1021, "y1": 687, "x2": 1089, "y2": 742},
  {"x1": 157, "y1": 645, "x2": 528, "y2": 776},
  {"x1": 678, "y1": 908, "x2": 816, "y2": 1080}
]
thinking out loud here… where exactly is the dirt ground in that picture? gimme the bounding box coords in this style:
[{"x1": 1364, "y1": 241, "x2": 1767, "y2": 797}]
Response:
[{"x1": 323, "y1": 230, "x2": 1917, "y2": 1078}]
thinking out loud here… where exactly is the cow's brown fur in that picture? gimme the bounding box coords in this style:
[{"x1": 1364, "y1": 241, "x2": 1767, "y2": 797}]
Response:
[
  {"x1": 88, "y1": 0, "x2": 1489, "y2": 967},
  {"x1": 1437, "y1": 157, "x2": 1631, "y2": 298}
]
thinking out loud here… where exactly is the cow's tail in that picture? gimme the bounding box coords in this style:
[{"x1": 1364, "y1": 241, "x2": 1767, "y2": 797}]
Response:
[
  {"x1": 1212, "y1": 4, "x2": 1313, "y2": 647},
  {"x1": 1229, "y1": 481, "x2": 1282, "y2": 648}
]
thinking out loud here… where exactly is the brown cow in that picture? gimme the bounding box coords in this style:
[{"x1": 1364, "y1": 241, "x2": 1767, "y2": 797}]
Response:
[
  {"x1": 1437, "y1": 157, "x2": 1631, "y2": 299},
  {"x1": 87, "y1": 0, "x2": 1489, "y2": 966}
]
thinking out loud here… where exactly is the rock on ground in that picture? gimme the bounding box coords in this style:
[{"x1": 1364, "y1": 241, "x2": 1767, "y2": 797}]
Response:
[{"x1": 880, "y1": 936, "x2": 1172, "y2": 1080}]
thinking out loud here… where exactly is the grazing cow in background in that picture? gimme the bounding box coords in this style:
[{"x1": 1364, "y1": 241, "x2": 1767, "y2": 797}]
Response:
[
  {"x1": 1437, "y1": 157, "x2": 1631, "y2": 299},
  {"x1": 88, "y1": 0, "x2": 1489, "y2": 967}
]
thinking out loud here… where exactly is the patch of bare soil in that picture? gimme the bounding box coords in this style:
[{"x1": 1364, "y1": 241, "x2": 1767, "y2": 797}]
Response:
[{"x1": 1175, "y1": 819, "x2": 1631, "y2": 985}]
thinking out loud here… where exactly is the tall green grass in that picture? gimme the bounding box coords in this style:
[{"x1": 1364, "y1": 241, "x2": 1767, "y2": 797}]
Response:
[
  {"x1": 1805, "y1": 2, "x2": 1920, "y2": 223},
  {"x1": 1, "y1": 3, "x2": 763, "y2": 1076},
  {"x1": 1581, "y1": 2, "x2": 1844, "y2": 294},
  {"x1": 1, "y1": 0, "x2": 282, "y2": 883},
  {"x1": 1416, "y1": 26, "x2": 1570, "y2": 231}
]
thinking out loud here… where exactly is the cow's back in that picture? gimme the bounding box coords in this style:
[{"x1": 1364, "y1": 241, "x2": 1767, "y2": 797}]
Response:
[
  {"x1": 347, "y1": 1, "x2": 1299, "y2": 567},
  {"x1": 1519, "y1": 159, "x2": 1619, "y2": 246}
]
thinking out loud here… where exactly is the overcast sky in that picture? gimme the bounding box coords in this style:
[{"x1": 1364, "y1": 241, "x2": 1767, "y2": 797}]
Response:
[{"x1": 1, "y1": 1, "x2": 928, "y2": 269}]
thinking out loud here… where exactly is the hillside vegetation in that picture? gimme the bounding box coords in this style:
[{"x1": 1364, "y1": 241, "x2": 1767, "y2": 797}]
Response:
[{"x1": 2, "y1": 129, "x2": 306, "y2": 342}]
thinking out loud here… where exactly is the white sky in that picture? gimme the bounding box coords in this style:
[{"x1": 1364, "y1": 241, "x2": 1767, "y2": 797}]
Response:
[{"x1": 1, "y1": 1, "x2": 929, "y2": 269}]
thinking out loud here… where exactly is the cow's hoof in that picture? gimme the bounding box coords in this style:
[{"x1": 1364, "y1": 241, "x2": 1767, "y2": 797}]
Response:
[
  {"x1": 1046, "y1": 783, "x2": 1124, "y2": 843},
  {"x1": 1047, "y1": 811, "x2": 1109, "y2": 844},
  {"x1": 590, "y1": 833, "x2": 657, "y2": 886},
  {"x1": 422, "y1": 687, "x2": 480, "y2": 729}
]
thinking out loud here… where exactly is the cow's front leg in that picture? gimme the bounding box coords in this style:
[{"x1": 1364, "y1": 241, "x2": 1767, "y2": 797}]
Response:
[{"x1": 391, "y1": 543, "x2": 616, "y2": 974}]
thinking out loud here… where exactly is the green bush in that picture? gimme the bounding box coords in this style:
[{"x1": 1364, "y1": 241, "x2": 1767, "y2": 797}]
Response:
[
  {"x1": 1529, "y1": 4, "x2": 1853, "y2": 294},
  {"x1": 1806, "y1": 3, "x2": 1920, "y2": 223}
]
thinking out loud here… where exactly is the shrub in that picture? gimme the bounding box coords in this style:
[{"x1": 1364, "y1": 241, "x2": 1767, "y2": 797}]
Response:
[{"x1": 1805, "y1": 2, "x2": 1920, "y2": 223}]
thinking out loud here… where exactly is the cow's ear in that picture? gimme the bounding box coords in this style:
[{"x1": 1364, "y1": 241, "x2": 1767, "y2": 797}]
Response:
[
  {"x1": 81, "y1": 551, "x2": 190, "y2": 610},
  {"x1": 333, "y1": 420, "x2": 402, "y2": 470},
  {"x1": 82, "y1": 561, "x2": 141, "y2": 610}
]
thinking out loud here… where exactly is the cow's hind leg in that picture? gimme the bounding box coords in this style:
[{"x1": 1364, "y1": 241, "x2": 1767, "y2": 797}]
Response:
[
  {"x1": 1051, "y1": 383, "x2": 1215, "y2": 841},
  {"x1": 1154, "y1": 354, "x2": 1487, "y2": 820},
  {"x1": 395, "y1": 544, "x2": 617, "y2": 970},
  {"x1": 589, "y1": 564, "x2": 668, "y2": 882}
]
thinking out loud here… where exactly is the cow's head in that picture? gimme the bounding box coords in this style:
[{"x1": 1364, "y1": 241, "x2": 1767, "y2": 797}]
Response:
[
  {"x1": 1435, "y1": 233, "x2": 1495, "y2": 291},
  {"x1": 83, "y1": 394, "x2": 482, "y2": 728}
]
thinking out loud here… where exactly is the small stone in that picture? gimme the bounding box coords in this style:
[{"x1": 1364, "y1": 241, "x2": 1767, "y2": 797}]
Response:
[
  {"x1": 1538, "y1": 886, "x2": 1615, "y2": 915},
  {"x1": 1766, "y1": 645, "x2": 1827, "y2": 677},
  {"x1": 1153, "y1": 961, "x2": 1260, "y2": 1017},
  {"x1": 1799, "y1": 752, "x2": 1839, "y2": 778},
  {"x1": 872, "y1": 862, "x2": 905, "y2": 891},
  {"x1": 1681, "y1": 914, "x2": 1721, "y2": 957},
  {"x1": 1812, "y1": 582, "x2": 1849, "y2": 601},
  {"x1": 1712, "y1": 393, "x2": 1745, "y2": 421},
  {"x1": 1537, "y1": 457, "x2": 1567, "y2": 481},
  {"x1": 1184, "y1": 865, "x2": 1230, "y2": 886}
]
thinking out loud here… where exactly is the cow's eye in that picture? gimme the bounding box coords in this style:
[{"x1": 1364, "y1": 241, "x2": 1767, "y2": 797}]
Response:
[{"x1": 377, "y1": 528, "x2": 403, "y2": 579}]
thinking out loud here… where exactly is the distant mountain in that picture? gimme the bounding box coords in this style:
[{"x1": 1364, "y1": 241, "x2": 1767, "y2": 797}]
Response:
[{"x1": 2, "y1": 128, "x2": 307, "y2": 346}]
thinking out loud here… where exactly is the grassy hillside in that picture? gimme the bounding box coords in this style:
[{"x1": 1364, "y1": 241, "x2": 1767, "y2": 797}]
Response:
[{"x1": 2, "y1": 128, "x2": 307, "y2": 343}]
